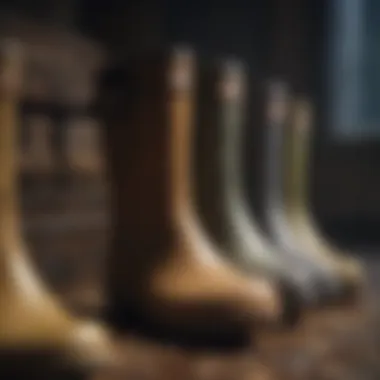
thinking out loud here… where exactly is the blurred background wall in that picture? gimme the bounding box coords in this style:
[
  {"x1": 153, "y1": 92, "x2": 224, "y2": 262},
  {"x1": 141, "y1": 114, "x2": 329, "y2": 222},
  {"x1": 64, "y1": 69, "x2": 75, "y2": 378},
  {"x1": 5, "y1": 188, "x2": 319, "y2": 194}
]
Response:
[{"x1": 0, "y1": 0, "x2": 379, "y2": 279}]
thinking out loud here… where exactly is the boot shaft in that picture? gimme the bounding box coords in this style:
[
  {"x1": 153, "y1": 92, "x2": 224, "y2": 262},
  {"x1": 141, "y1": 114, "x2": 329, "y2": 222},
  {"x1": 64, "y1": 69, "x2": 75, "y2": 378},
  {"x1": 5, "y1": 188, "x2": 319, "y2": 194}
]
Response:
[
  {"x1": 194, "y1": 61, "x2": 222, "y2": 241},
  {"x1": 285, "y1": 99, "x2": 314, "y2": 213},
  {"x1": 263, "y1": 81, "x2": 292, "y2": 215},
  {"x1": 0, "y1": 40, "x2": 24, "y2": 251},
  {"x1": 0, "y1": 40, "x2": 23, "y2": 192},
  {"x1": 219, "y1": 61, "x2": 248, "y2": 202},
  {"x1": 98, "y1": 48, "x2": 196, "y2": 263},
  {"x1": 195, "y1": 60, "x2": 248, "y2": 244}
]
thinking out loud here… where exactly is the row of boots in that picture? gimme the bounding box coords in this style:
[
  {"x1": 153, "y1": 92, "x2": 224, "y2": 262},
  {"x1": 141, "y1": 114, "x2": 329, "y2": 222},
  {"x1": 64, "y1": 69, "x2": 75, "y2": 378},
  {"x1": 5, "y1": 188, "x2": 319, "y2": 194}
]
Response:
[{"x1": 0, "y1": 40, "x2": 365, "y2": 377}]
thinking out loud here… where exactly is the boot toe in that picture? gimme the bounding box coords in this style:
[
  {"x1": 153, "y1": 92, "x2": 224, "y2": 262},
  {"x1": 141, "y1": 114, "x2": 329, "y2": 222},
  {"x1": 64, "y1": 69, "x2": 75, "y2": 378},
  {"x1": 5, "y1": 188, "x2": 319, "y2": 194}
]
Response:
[
  {"x1": 244, "y1": 277, "x2": 284, "y2": 324},
  {"x1": 65, "y1": 320, "x2": 117, "y2": 370},
  {"x1": 340, "y1": 258, "x2": 365, "y2": 288},
  {"x1": 319, "y1": 259, "x2": 365, "y2": 305}
]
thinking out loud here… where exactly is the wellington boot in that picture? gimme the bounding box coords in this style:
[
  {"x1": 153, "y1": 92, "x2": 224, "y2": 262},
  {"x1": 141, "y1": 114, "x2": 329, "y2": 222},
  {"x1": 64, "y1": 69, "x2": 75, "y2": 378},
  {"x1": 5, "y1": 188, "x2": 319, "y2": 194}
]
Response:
[
  {"x1": 283, "y1": 98, "x2": 365, "y2": 302},
  {"x1": 99, "y1": 48, "x2": 283, "y2": 349},
  {"x1": 263, "y1": 81, "x2": 345, "y2": 303},
  {"x1": 0, "y1": 39, "x2": 116, "y2": 375}
]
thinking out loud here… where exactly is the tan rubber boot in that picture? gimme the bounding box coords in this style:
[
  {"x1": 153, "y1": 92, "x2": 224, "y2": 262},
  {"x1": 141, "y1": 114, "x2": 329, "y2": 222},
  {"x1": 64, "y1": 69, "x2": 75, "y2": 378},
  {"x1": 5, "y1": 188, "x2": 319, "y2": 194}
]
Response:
[
  {"x1": 100, "y1": 48, "x2": 283, "y2": 348},
  {"x1": 0, "y1": 39, "x2": 115, "y2": 373}
]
